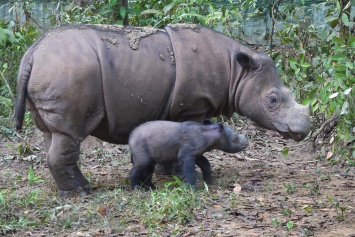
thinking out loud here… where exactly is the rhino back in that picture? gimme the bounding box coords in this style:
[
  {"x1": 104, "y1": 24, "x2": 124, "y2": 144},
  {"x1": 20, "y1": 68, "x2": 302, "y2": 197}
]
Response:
[
  {"x1": 129, "y1": 121, "x2": 183, "y2": 163},
  {"x1": 26, "y1": 25, "x2": 176, "y2": 142}
]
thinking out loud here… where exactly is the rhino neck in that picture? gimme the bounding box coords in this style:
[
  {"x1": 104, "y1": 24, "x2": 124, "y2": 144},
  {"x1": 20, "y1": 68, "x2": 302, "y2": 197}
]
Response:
[
  {"x1": 228, "y1": 55, "x2": 248, "y2": 117},
  {"x1": 228, "y1": 45, "x2": 260, "y2": 118}
]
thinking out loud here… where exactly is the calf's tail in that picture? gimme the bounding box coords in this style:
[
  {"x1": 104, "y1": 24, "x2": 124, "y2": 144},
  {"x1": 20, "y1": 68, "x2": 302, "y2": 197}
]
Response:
[{"x1": 14, "y1": 51, "x2": 33, "y2": 130}]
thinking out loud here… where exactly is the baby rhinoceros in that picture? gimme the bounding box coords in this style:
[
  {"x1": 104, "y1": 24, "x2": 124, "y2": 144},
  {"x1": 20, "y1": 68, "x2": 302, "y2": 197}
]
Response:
[{"x1": 128, "y1": 121, "x2": 248, "y2": 189}]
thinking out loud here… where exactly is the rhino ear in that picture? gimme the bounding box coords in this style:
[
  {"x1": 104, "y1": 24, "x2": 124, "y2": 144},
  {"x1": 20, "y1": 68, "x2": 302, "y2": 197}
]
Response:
[{"x1": 235, "y1": 51, "x2": 260, "y2": 70}]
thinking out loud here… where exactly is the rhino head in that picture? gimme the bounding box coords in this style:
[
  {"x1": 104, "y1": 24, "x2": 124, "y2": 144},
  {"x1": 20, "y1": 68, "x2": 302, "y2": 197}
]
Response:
[{"x1": 234, "y1": 52, "x2": 311, "y2": 142}]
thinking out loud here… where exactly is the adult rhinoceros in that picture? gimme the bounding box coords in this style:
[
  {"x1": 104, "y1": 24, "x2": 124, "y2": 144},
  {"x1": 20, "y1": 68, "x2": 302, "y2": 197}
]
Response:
[{"x1": 15, "y1": 24, "x2": 310, "y2": 197}]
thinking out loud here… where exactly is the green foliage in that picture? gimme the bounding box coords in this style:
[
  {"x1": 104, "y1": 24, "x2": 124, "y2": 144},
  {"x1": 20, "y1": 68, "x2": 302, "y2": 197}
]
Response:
[
  {"x1": 130, "y1": 0, "x2": 216, "y2": 28},
  {"x1": 28, "y1": 166, "x2": 45, "y2": 186},
  {"x1": 271, "y1": 217, "x2": 281, "y2": 227},
  {"x1": 0, "y1": 188, "x2": 45, "y2": 234},
  {"x1": 0, "y1": 20, "x2": 38, "y2": 94},
  {"x1": 48, "y1": 1, "x2": 108, "y2": 25},
  {"x1": 0, "y1": 190, "x2": 7, "y2": 209},
  {"x1": 130, "y1": 0, "x2": 256, "y2": 39},
  {"x1": 274, "y1": 0, "x2": 354, "y2": 162},
  {"x1": 283, "y1": 182, "x2": 296, "y2": 194},
  {"x1": 0, "y1": 7, "x2": 39, "y2": 131},
  {"x1": 286, "y1": 221, "x2": 294, "y2": 231},
  {"x1": 328, "y1": 196, "x2": 348, "y2": 221},
  {"x1": 16, "y1": 141, "x2": 33, "y2": 157},
  {"x1": 139, "y1": 176, "x2": 206, "y2": 227}
]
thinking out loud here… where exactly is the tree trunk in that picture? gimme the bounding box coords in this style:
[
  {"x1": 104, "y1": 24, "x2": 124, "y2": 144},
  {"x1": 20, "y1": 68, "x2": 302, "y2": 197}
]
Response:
[
  {"x1": 113, "y1": 0, "x2": 128, "y2": 25},
  {"x1": 339, "y1": 0, "x2": 351, "y2": 38}
]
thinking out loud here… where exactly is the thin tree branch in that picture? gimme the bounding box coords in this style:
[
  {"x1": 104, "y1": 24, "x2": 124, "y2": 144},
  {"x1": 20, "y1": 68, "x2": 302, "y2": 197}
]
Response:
[
  {"x1": 270, "y1": 0, "x2": 281, "y2": 56},
  {"x1": 0, "y1": 70, "x2": 15, "y2": 102},
  {"x1": 311, "y1": 114, "x2": 340, "y2": 141}
]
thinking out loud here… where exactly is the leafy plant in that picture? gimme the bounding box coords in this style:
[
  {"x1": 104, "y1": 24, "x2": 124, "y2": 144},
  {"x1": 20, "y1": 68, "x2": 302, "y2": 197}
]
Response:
[
  {"x1": 328, "y1": 197, "x2": 348, "y2": 221},
  {"x1": 139, "y1": 176, "x2": 206, "y2": 227},
  {"x1": 282, "y1": 208, "x2": 292, "y2": 216},
  {"x1": 271, "y1": 217, "x2": 281, "y2": 227},
  {"x1": 28, "y1": 166, "x2": 45, "y2": 186},
  {"x1": 0, "y1": 190, "x2": 7, "y2": 209},
  {"x1": 16, "y1": 142, "x2": 33, "y2": 157},
  {"x1": 49, "y1": 1, "x2": 108, "y2": 25},
  {"x1": 283, "y1": 182, "x2": 296, "y2": 194},
  {"x1": 274, "y1": 0, "x2": 354, "y2": 162},
  {"x1": 286, "y1": 220, "x2": 294, "y2": 231}
]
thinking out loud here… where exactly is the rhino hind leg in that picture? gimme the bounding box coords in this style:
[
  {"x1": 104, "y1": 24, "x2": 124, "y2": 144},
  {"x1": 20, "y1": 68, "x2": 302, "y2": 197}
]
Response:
[
  {"x1": 46, "y1": 133, "x2": 91, "y2": 197},
  {"x1": 130, "y1": 163, "x2": 156, "y2": 190}
]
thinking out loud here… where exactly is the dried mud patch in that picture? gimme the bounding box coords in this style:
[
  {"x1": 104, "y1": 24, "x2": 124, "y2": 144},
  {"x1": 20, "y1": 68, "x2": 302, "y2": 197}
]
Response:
[{"x1": 0, "y1": 120, "x2": 354, "y2": 236}]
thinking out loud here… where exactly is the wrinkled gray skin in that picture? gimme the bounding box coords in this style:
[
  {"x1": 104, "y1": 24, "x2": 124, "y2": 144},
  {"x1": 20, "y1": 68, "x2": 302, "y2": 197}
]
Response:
[
  {"x1": 15, "y1": 24, "x2": 311, "y2": 197},
  {"x1": 129, "y1": 121, "x2": 248, "y2": 189}
]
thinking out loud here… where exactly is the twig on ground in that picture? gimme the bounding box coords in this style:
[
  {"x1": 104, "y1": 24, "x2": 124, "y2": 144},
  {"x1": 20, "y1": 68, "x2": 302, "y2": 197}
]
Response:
[{"x1": 311, "y1": 115, "x2": 340, "y2": 141}]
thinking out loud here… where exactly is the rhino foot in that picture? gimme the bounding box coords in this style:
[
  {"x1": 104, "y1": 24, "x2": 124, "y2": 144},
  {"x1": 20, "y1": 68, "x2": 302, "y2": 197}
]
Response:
[{"x1": 58, "y1": 185, "x2": 92, "y2": 198}]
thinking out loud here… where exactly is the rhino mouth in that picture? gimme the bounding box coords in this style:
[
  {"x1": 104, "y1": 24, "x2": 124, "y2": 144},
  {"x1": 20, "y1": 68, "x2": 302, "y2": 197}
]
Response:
[
  {"x1": 271, "y1": 121, "x2": 305, "y2": 142},
  {"x1": 278, "y1": 131, "x2": 304, "y2": 142}
]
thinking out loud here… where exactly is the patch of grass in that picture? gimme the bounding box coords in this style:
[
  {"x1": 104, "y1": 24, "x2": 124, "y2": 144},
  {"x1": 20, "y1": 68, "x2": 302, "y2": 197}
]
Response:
[
  {"x1": 285, "y1": 221, "x2": 294, "y2": 231},
  {"x1": 328, "y1": 197, "x2": 348, "y2": 222},
  {"x1": 138, "y1": 176, "x2": 207, "y2": 229},
  {"x1": 283, "y1": 182, "x2": 296, "y2": 194}
]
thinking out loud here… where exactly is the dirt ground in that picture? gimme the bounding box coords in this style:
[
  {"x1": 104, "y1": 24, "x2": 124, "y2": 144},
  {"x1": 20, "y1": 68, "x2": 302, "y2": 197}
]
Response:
[{"x1": 0, "y1": 119, "x2": 354, "y2": 237}]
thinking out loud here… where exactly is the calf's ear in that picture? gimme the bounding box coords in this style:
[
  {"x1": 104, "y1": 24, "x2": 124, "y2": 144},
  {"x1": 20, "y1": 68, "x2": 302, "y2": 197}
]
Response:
[{"x1": 235, "y1": 51, "x2": 260, "y2": 70}]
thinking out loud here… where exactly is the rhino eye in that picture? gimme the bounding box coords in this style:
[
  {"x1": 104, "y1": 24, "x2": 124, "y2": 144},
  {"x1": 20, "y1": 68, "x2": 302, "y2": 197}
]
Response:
[{"x1": 266, "y1": 93, "x2": 280, "y2": 110}]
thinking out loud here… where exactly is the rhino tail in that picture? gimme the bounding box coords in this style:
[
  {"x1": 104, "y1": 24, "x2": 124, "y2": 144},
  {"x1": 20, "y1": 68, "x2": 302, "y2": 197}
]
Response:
[{"x1": 14, "y1": 51, "x2": 34, "y2": 130}]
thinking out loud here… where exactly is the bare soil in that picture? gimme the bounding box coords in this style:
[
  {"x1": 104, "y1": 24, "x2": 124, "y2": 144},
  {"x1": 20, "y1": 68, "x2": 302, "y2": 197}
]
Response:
[{"x1": 0, "y1": 119, "x2": 354, "y2": 237}]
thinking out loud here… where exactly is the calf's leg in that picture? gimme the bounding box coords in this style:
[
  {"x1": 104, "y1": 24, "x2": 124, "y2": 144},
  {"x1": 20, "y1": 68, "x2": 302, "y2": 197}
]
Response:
[
  {"x1": 181, "y1": 156, "x2": 197, "y2": 187},
  {"x1": 130, "y1": 163, "x2": 156, "y2": 190},
  {"x1": 195, "y1": 155, "x2": 212, "y2": 184}
]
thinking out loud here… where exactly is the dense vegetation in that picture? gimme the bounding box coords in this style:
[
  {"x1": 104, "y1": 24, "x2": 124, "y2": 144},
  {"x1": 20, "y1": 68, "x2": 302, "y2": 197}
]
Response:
[{"x1": 1, "y1": 0, "x2": 353, "y2": 164}]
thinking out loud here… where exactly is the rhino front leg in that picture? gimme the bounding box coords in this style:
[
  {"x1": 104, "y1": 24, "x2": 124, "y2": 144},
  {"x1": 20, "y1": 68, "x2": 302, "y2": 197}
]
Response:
[
  {"x1": 46, "y1": 133, "x2": 91, "y2": 197},
  {"x1": 181, "y1": 156, "x2": 197, "y2": 187},
  {"x1": 195, "y1": 155, "x2": 212, "y2": 184}
]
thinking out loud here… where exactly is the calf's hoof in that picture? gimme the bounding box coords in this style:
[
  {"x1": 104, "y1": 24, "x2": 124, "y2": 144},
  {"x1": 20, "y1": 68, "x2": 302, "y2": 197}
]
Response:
[{"x1": 58, "y1": 185, "x2": 92, "y2": 198}]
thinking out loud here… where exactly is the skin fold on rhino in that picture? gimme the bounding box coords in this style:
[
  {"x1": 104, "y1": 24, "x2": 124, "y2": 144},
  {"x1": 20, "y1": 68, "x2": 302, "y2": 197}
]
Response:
[{"x1": 15, "y1": 24, "x2": 311, "y2": 197}]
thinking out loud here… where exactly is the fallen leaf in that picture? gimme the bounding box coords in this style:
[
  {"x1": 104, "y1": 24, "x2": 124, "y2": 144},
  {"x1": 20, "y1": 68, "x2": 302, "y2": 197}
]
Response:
[
  {"x1": 297, "y1": 199, "x2": 313, "y2": 204},
  {"x1": 26, "y1": 232, "x2": 47, "y2": 237},
  {"x1": 326, "y1": 151, "x2": 333, "y2": 159},
  {"x1": 233, "y1": 183, "x2": 242, "y2": 194},
  {"x1": 182, "y1": 231, "x2": 191, "y2": 237},
  {"x1": 98, "y1": 206, "x2": 110, "y2": 217}
]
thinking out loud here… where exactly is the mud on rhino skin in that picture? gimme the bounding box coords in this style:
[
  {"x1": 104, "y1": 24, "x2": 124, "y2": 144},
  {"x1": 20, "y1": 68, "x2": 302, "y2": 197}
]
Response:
[{"x1": 15, "y1": 24, "x2": 311, "y2": 197}]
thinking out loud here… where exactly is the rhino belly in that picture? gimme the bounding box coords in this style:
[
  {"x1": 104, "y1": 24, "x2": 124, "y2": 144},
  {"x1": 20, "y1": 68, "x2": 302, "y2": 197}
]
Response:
[{"x1": 98, "y1": 31, "x2": 176, "y2": 142}]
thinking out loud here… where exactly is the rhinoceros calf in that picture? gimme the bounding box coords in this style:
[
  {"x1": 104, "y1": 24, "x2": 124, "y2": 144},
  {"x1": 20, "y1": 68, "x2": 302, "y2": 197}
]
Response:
[
  {"x1": 15, "y1": 24, "x2": 310, "y2": 197},
  {"x1": 129, "y1": 121, "x2": 248, "y2": 189}
]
